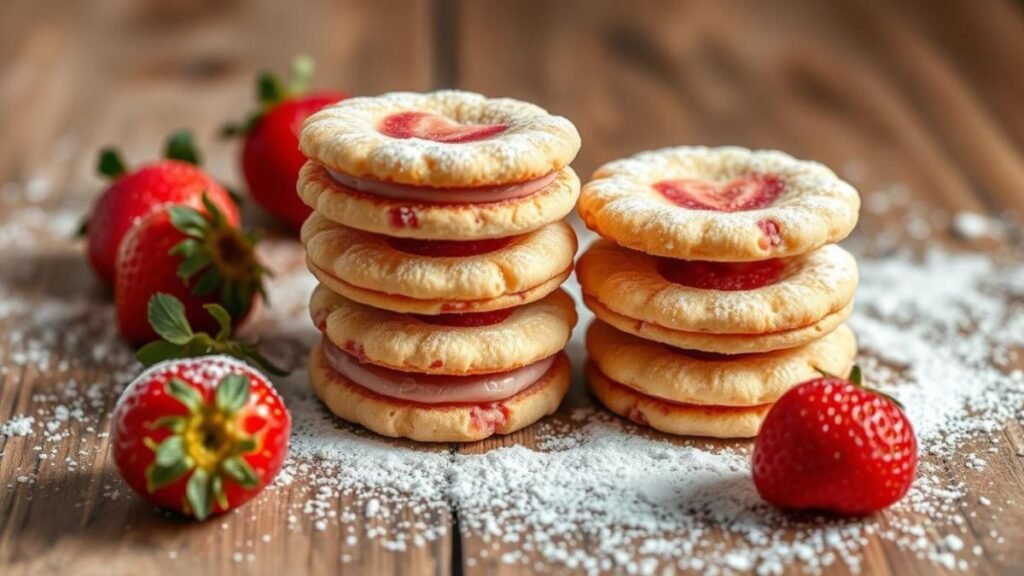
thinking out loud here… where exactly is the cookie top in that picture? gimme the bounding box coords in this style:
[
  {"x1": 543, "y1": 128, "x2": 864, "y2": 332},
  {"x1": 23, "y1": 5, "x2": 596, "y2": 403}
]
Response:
[
  {"x1": 302, "y1": 214, "x2": 577, "y2": 303},
  {"x1": 577, "y1": 240, "x2": 858, "y2": 335},
  {"x1": 300, "y1": 90, "x2": 581, "y2": 188},
  {"x1": 586, "y1": 321, "x2": 857, "y2": 407},
  {"x1": 579, "y1": 146, "x2": 860, "y2": 261},
  {"x1": 310, "y1": 285, "x2": 577, "y2": 375}
]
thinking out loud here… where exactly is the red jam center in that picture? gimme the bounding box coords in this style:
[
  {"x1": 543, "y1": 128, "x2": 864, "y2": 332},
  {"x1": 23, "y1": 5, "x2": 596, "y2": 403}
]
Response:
[
  {"x1": 653, "y1": 174, "x2": 784, "y2": 212},
  {"x1": 658, "y1": 258, "x2": 785, "y2": 291},
  {"x1": 379, "y1": 111, "x2": 508, "y2": 143},
  {"x1": 387, "y1": 236, "x2": 513, "y2": 257},
  {"x1": 414, "y1": 308, "x2": 515, "y2": 327}
]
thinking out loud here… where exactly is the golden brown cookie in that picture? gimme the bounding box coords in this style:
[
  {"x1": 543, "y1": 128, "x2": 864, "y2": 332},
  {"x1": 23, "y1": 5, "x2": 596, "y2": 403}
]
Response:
[
  {"x1": 577, "y1": 240, "x2": 857, "y2": 336},
  {"x1": 309, "y1": 342, "x2": 571, "y2": 442},
  {"x1": 300, "y1": 90, "x2": 581, "y2": 188},
  {"x1": 586, "y1": 321, "x2": 857, "y2": 407},
  {"x1": 586, "y1": 361, "x2": 772, "y2": 439},
  {"x1": 583, "y1": 295, "x2": 853, "y2": 355},
  {"x1": 310, "y1": 285, "x2": 577, "y2": 375},
  {"x1": 302, "y1": 213, "x2": 577, "y2": 308},
  {"x1": 578, "y1": 146, "x2": 860, "y2": 261}
]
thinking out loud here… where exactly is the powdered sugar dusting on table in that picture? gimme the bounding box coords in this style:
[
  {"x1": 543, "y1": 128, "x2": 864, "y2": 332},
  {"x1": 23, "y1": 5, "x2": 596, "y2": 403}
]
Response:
[{"x1": 1, "y1": 198, "x2": 1023, "y2": 573}]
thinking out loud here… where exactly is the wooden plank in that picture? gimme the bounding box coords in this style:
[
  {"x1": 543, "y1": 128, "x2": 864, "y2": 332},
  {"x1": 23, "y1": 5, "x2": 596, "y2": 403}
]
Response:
[
  {"x1": 455, "y1": 0, "x2": 1024, "y2": 574},
  {"x1": 0, "y1": 1, "x2": 445, "y2": 575}
]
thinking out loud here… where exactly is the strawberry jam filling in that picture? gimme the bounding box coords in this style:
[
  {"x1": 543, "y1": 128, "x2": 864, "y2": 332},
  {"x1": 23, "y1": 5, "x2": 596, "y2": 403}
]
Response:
[
  {"x1": 414, "y1": 308, "x2": 514, "y2": 327},
  {"x1": 658, "y1": 258, "x2": 785, "y2": 291},
  {"x1": 653, "y1": 174, "x2": 784, "y2": 212},
  {"x1": 328, "y1": 169, "x2": 557, "y2": 205},
  {"x1": 379, "y1": 111, "x2": 509, "y2": 143},
  {"x1": 387, "y1": 236, "x2": 513, "y2": 257},
  {"x1": 324, "y1": 338, "x2": 553, "y2": 404}
]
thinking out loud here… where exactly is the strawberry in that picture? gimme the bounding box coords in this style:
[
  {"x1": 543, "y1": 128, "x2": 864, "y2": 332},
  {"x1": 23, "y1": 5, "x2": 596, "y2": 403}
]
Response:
[
  {"x1": 751, "y1": 368, "x2": 918, "y2": 515},
  {"x1": 223, "y1": 55, "x2": 348, "y2": 230},
  {"x1": 85, "y1": 130, "x2": 239, "y2": 284},
  {"x1": 115, "y1": 195, "x2": 267, "y2": 345},
  {"x1": 112, "y1": 294, "x2": 289, "y2": 521}
]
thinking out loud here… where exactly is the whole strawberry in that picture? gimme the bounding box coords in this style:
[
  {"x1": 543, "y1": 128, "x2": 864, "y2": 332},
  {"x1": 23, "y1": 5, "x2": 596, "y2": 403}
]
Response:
[
  {"x1": 223, "y1": 55, "x2": 347, "y2": 230},
  {"x1": 752, "y1": 368, "x2": 918, "y2": 515},
  {"x1": 113, "y1": 356, "x2": 290, "y2": 520},
  {"x1": 115, "y1": 195, "x2": 266, "y2": 345},
  {"x1": 85, "y1": 131, "x2": 239, "y2": 284}
]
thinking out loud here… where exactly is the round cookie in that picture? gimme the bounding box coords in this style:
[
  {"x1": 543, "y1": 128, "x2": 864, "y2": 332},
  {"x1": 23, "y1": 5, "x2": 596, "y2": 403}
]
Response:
[
  {"x1": 310, "y1": 285, "x2": 577, "y2": 375},
  {"x1": 309, "y1": 342, "x2": 571, "y2": 442},
  {"x1": 586, "y1": 362, "x2": 771, "y2": 439},
  {"x1": 300, "y1": 90, "x2": 581, "y2": 188},
  {"x1": 579, "y1": 146, "x2": 860, "y2": 261},
  {"x1": 302, "y1": 213, "x2": 577, "y2": 309},
  {"x1": 586, "y1": 321, "x2": 857, "y2": 407},
  {"x1": 298, "y1": 161, "x2": 580, "y2": 240},
  {"x1": 577, "y1": 240, "x2": 858, "y2": 336},
  {"x1": 584, "y1": 295, "x2": 853, "y2": 355}
]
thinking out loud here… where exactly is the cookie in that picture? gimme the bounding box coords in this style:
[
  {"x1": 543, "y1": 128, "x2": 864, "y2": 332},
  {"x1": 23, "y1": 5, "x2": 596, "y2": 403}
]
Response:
[
  {"x1": 302, "y1": 213, "x2": 576, "y2": 309},
  {"x1": 577, "y1": 240, "x2": 857, "y2": 337},
  {"x1": 310, "y1": 341, "x2": 570, "y2": 442},
  {"x1": 298, "y1": 162, "x2": 580, "y2": 241},
  {"x1": 578, "y1": 146, "x2": 860, "y2": 261},
  {"x1": 310, "y1": 284, "x2": 577, "y2": 375},
  {"x1": 300, "y1": 90, "x2": 581, "y2": 188},
  {"x1": 586, "y1": 321, "x2": 857, "y2": 407},
  {"x1": 586, "y1": 362, "x2": 771, "y2": 439},
  {"x1": 584, "y1": 294, "x2": 853, "y2": 355}
]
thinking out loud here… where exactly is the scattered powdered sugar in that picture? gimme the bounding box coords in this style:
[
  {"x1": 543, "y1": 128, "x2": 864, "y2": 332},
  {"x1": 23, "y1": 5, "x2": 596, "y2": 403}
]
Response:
[{"x1": 2, "y1": 196, "x2": 1024, "y2": 573}]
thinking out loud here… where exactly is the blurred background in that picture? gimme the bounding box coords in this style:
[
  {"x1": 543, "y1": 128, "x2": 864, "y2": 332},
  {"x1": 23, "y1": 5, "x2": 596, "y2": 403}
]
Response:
[{"x1": 3, "y1": 0, "x2": 1023, "y2": 233}]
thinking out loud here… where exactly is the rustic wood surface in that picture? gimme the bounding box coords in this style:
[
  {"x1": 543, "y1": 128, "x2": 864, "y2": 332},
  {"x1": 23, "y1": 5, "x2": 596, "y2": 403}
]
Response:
[{"x1": 2, "y1": 0, "x2": 1024, "y2": 574}]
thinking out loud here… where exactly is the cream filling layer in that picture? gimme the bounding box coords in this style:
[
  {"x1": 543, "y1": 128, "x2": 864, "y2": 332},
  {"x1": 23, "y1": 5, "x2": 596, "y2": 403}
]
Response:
[
  {"x1": 327, "y1": 169, "x2": 557, "y2": 204},
  {"x1": 323, "y1": 339, "x2": 554, "y2": 404}
]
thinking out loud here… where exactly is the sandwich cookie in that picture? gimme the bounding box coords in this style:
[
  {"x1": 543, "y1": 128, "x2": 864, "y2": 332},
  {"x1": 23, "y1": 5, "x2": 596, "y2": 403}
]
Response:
[
  {"x1": 586, "y1": 321, "x2": 858, "y2": 438},
  {"x1": 310, "y1": 343, "x2": 571, "y2": 443},
  {"x1": 310, "y1": 284, "x2": 577, "y2": 375},
  {"x1": 578, "y1": 146, "x2": 860, "y2": 261},
  {"x1": 577, "y1": 240, "x2": 857, "y2": 354},
  {"x1": 299, "y1": 90, "x2": 582, "y2": 240},
  {"x1": 303, "y1": 213, "x2": 576, "y2": 314}
]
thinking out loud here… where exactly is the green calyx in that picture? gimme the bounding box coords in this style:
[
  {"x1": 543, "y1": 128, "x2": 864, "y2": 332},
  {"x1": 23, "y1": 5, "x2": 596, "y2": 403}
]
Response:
[
  {"x1": 167, "y1": 193, "x2": 268, "y2": 321},
  {"x1": 95, "y1": 130, "x2": 203, "y2": 181},
  {"x1": 220, "y1": 54, "x2": 315, "y2": 137},
  {"x1": 143, "y1": 373, "x2": 263, "y2": 521},
  {"x1": 137, "y1": 293, "x2": 287, "y2": 376},
  {"x1": 817, "y1": 365, "x2": 905, "y2": 410}
]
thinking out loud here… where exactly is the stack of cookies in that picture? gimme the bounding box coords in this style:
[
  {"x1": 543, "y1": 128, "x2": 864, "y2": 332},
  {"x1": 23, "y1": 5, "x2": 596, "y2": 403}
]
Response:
[
  {"x1": 297, "y1": 90, "x2": 582, "y2": 442},
  {"x1": 577, "y1": 147, "x2": 861, "y2": 438}
]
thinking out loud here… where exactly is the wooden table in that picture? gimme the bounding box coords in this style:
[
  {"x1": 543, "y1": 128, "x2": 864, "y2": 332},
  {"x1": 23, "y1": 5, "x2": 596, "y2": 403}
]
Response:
[{"x1": 2, "y1": 1, "x2": 1024, "y2": 574}]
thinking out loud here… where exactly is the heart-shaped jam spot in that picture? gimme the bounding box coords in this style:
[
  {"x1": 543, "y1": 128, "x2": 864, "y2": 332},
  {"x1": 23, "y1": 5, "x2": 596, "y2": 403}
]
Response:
[
  {"x1": 379, "y1": 111, "x2": 508, "y2": 143},
  {"x1": 387, "y1": 236, "x2": 512, "y2": 257},
  {"x1": 658, "y1": 258, "x2": 785, "y2": 291},
  {"x1": 653, "y1": 174, "x2": 783, "y2": 212},
  {"x1": 414, "y1": 308, "x2": 514, "y2": 327}
]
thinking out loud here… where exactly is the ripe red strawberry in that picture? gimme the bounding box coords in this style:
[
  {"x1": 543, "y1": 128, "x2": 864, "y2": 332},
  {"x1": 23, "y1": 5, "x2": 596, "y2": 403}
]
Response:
[
  {"x1": 223, "y1": 56, "x2": 347, "y2": 230},
  {"x1": 85, "y1": 131, "x2": 239, "y2": 284},
  {"x1": 112, "y1": 353, "x2": 290, "y2": 520},
  {"x1": 115, "y1": 196, "x2": 266, "y2": 345},
  {"x1": 752, "y1": 368, "x2": 918, "y2": 515}
]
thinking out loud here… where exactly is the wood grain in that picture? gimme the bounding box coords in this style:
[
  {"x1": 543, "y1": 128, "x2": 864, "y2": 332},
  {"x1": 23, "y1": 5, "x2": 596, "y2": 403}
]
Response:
[{"x1": 2, "y1": 0, "x2": 1024, "y2": 574}]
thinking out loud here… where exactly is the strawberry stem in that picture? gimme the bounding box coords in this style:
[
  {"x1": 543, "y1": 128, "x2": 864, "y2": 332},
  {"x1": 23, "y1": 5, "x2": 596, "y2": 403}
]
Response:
[{"x1": 164, "y1": 130, "x2": 201, "y2": 165}]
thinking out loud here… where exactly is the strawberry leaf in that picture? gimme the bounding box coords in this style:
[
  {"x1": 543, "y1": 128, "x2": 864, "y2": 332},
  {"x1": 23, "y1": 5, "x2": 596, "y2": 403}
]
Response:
[
  {"x1": 215, "y1": 374, "x2": 250, "y2": 414},
  {"x1": 221, "y1": 456, "x2": 260, "y2": 489},
  {"x1": 204, "y1": 304, "x2": 233, "y2": 341},
  {"x1": 257, "y1": 73, "x2": 286, "y2": 108},
  {"x1": 136, "y1": 340, "x2": 186, "y2": 367},
  {"x1": 146, "y1": 458, "x2": 191, "y2": 493},
  {"x1": 167, "y1": 378, "x2": 203, "y2": 413},
  {"x1": 167, "y1": 205, "x2": 207, "y2": 238},
  {"x1": 148, "y1": 415, "x2": 187, "y2": 434},
  {"x1": 186, "y1": 468, "x2": 213, "y2": 520},
  {"x1": 154, "y1": 435, "x2": 187, "y2": 467},
  {"x1": 288, "y1": 54, "x2": 314, "y2": 95},
  {"x1": 212, "y1": 474, "x2": 228, "y2": 510},
  {"x1": 97, "y1": 148, "x2": 127, "y2": 179},
  {"x1": 148, "y1": 294, "x2": 194, "y2": 345},
  {"x1": 165, "y1": 130, "x2": 201, "y2": 165},
  {"x1": 849, "y1": 365, "x2": 863, "y2": 387}
]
